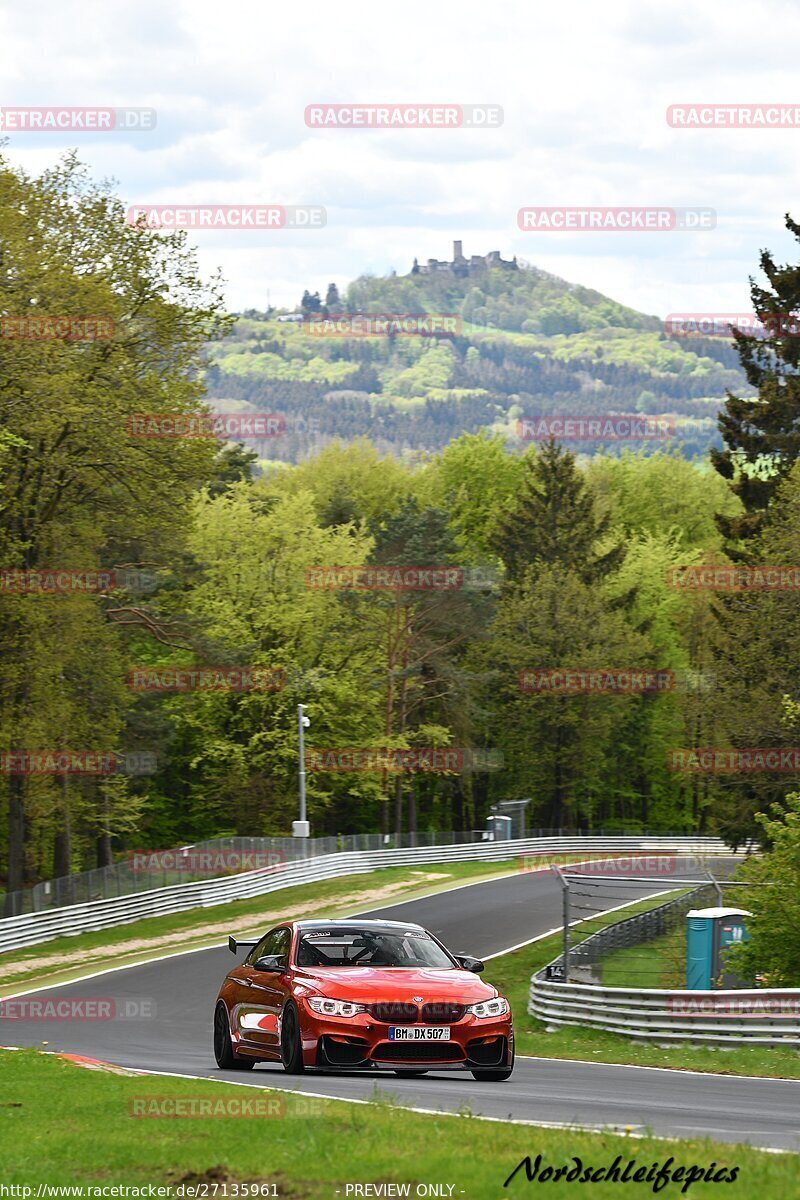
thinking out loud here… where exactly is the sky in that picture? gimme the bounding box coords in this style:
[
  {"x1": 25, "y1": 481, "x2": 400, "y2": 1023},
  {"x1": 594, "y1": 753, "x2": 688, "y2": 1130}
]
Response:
[{"x1": 2, "y1": 0, "x2": 800, "y2": 317}]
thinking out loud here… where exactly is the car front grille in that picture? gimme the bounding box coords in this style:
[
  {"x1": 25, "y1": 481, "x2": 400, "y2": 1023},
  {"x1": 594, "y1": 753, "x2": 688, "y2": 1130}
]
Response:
[
  {"x1": 367, "y1": 1003, "x2": 419, "y2": 1022},
  {"x1": 367, "y1": 1002, "x2": 419, "y2": 1024},
  {"x1": 420, "y1": 1002, "x2": 466, "y2": 1024},
  {"x1": 372, "y1": 1041, "x2": 465, "y2": 1062},
  {"x1": 366, "y1": 1001, "x2": 467, "y2": 1024}
]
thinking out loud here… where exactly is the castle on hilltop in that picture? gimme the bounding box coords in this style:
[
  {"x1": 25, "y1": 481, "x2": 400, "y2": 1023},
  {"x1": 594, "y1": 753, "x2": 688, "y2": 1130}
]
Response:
[{"x1": 411, "y1": 241, "x2": 518, "y2": 277}]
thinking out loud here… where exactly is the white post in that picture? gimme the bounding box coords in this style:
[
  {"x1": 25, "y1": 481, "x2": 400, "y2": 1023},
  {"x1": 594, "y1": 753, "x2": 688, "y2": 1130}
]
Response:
[{"x1": 293, "y1": 705, "x2": 310, "y2": 837}]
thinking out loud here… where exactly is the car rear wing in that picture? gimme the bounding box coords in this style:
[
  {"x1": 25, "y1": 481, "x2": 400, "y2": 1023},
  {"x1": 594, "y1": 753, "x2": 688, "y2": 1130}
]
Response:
[{"x1": 228, "y1": 935, "x2": 260, "y2": 956}]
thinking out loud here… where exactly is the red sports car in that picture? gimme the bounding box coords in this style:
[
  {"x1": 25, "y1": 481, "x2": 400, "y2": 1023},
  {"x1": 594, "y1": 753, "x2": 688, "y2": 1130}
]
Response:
[{"x1": 214, "y1": 918, "x2": 514, "y2": 1080}]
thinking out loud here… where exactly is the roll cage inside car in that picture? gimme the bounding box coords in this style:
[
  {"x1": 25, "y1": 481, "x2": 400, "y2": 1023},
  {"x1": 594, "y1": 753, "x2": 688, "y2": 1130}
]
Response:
[
  {"x1": 229, "y1": 922, "x2": 463, "y2": 971},
  {"x1": 293, "y1": 927, "x2": 459, "y2": 969}
]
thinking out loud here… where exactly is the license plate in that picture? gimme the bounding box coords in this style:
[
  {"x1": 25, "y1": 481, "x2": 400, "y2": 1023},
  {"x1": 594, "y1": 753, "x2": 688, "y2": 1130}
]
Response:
[{"x1": 388, "y1": 1026, "x2": 451, "y2": 1041}]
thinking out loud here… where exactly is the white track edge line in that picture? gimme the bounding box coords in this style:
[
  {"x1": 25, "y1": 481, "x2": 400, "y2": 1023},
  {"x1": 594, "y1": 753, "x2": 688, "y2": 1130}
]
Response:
[
  {"x1": 8, "y1": 866, "x2": 779, "y2": 1090},
  {"x1": 54, "y1": 1062, "x2": 792, "y2": 1156}
]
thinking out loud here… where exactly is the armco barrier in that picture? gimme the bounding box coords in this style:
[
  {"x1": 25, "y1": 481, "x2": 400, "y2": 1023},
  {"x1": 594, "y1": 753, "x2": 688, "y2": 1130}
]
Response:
[
  {"x1": 0, "y1": 835, "x2": 734, "y2": 955},
  {"x1": 529, "y1": 976, "x2": 800, "y2": 1046},
  {"x1": 529, "y1": 889, "x2": 800, "y2": 1047},
  {"x1": 8, "y1": 830, "x2": 499, "y2": 915}
]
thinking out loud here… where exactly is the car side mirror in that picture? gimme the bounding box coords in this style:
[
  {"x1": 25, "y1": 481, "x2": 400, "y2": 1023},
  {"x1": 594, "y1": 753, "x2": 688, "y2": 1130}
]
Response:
[
  {"x1": 253, "y1": 954, "x2": 288, "y2": 973},
  {"x1": 456, "y1": 955, "x2": 484, "y2": 973}
]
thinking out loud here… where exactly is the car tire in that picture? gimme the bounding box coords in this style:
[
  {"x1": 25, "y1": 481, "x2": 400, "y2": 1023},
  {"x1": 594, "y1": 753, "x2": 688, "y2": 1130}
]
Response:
[
  {"x1": 280, "y1": 1001, "x2": 305, "y2": 1074},
  {"x1": 393, "y1": 1070, "x2": 428, "y2": 1076},
  {"x1": 213, "y1": 1002, "x2": 255, "y2": 1070}
]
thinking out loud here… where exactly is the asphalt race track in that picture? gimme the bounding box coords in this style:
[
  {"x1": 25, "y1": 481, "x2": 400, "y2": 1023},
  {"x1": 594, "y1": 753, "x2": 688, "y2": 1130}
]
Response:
[{"x1": 4, "y1": 856, "x2": 798, "y2": 1151}]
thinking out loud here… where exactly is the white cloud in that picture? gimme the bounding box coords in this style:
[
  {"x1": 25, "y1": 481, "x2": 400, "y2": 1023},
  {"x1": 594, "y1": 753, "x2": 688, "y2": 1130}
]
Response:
[{"x1": 1, "y1": 0, "x2": 799, "y2": 314}]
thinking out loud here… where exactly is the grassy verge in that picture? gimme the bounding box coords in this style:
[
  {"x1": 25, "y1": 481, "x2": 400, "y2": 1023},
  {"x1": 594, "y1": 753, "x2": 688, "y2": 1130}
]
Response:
[
  {"x1": 0, "y1": 1048, "x2": 790, "y2": 1196},
  {"x1": 600, "y1": 924, "x2": 686, "y2": 989},
  {"x1": 487, "y1": 914, "x2": 800, "y2": 1079},
  {"x1": 0, "y1": 854, "x2": 612, "y2": 994}
]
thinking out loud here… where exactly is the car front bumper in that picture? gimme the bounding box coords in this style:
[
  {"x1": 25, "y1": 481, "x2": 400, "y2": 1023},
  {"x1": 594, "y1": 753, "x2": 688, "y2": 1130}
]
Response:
[{"x1": 299, "y1": 1007, "x2": 514, "y2": 1071}]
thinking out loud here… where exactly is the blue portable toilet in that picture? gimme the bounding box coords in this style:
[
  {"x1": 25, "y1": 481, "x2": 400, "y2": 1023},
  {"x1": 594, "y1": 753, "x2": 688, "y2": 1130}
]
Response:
[
  {"x1": 686, "y1": 907, "x2": 750, "y2": 990},
  {"x1": 486, "y1": 814, "x2": 513, "y2": 841}
]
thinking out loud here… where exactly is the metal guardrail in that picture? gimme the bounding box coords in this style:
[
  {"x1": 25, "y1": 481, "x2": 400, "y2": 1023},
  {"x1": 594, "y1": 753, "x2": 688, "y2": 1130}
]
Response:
[
  {"x1": 4, "y1": 829, "x2": 502, "y2": 916},
  {"x1": 530, "y1": 890, "x2": 800, "y2": 1046},
  {"x1": 2, "y1": 826, "x2": 740, "y2": 917},
  {"x1": 0, "y1": 835, "x2": 732, "y2": 955}
]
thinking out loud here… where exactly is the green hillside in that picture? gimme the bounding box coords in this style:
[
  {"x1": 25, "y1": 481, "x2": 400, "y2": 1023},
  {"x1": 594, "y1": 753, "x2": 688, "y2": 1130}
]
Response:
[{"x1": 205, "y1": 254, "x2": 750, "y2": 463}]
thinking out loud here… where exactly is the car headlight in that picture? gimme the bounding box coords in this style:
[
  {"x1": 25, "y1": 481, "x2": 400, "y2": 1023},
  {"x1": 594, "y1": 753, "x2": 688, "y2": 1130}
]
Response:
[
  {"x1": 466, "y1": 997, "x2": 509, "y2": 1019},
  {"x1": 307, "y1": 997, "x2": 366, "y2": 1017}
]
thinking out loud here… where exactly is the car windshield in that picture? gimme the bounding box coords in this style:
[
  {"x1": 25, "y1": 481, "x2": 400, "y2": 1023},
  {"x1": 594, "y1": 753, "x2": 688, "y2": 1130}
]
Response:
[{"x1": 295, "y1": 928, "x2": 456, "y2": 969}]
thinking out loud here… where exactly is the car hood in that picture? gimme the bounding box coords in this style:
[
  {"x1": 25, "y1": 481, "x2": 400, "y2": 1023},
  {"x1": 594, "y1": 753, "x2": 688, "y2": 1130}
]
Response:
[{"x1": 292, "y1": 966, "x2": 497, "y2": 1003}]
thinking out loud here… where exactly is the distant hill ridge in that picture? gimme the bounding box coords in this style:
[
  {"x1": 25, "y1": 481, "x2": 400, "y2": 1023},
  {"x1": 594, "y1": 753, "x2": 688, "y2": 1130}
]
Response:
[{"x1": 211, "y1": 248, "x2": 750, "y2": 463}]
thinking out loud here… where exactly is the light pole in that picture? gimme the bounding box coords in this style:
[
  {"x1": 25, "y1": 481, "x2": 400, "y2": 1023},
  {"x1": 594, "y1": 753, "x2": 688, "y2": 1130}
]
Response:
[{"x1": 293, "y1": 704, "x2": 310, "y2": 838}]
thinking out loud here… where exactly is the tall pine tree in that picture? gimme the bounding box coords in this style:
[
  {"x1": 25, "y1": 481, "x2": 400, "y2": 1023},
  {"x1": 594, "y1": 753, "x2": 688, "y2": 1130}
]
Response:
[
  {"x1": 712, "y1": 213, "x2": 800, "y2": 547},
  {"x1": 492, "y1": 440, "x2": 624, "y2": 584}
]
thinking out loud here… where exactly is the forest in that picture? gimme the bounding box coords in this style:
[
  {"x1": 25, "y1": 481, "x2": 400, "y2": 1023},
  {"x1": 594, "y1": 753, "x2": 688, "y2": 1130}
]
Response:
[
  {"x1": 3, "y1": 152, "x2": 800, "y2": 908},
  {"x1": 205, "y1": 252, "x2": 752, "y2": 461}
]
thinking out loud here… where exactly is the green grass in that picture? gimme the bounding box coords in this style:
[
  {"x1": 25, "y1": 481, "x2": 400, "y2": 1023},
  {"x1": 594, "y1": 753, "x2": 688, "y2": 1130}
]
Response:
[
  {"x1": 600, "y1": 925, "x2": 686, "y2": 989},
  {"x1": 487, "y1": 917, "x2": 800, "y2": 1079},
  {"x1": 0, "y1": 1049, "x2": 791, "y2": 1196}
]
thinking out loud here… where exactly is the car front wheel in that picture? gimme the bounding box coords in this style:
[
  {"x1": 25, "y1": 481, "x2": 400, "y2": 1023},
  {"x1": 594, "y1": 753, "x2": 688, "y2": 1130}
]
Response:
[{"x1": 280, "y1": 1001, "x2": 305, "y2": 1074}]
